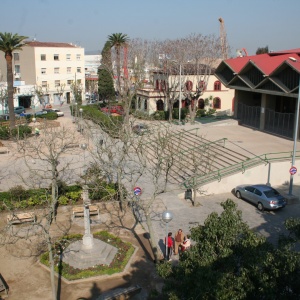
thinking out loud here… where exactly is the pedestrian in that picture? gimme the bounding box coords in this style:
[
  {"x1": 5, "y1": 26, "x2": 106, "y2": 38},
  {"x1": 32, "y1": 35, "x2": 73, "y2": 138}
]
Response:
[
  {"x1": 165, "y1": 232, "x2": 173, "y2": 261},
  {"x1": 174, "y1": 229, "x2": 185, "y2": 255},
  {"x1": 180, "y1": 234, "x2": 191, "y2": 252},
  {"x1": 35, "y1": 127, "x2": 40, "y2": 136}
]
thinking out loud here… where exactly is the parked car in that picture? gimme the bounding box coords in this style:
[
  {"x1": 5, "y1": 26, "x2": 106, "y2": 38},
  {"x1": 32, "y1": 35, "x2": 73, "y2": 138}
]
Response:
[
  {"x1": 234, "y1": 184, "x2": 286, "y2": 211},
  {"x1": 35, "y1": 111, "x2": 48, "y2": 116},
  {"x1": 14, "y1": 106, "x2": 26, "y2": 114},
  {"x1": 132, "y1": 123, "x2": 149, "y2": 135},
  {"x1": 42, "y1": 108, "x2": 64, "y2": 116},
  {"x1": 100, "y1": 105, "x2": 124, "y2": 115}
]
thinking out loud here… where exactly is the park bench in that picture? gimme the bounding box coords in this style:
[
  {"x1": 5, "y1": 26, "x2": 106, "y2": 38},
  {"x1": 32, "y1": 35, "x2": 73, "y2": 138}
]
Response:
[
  {"x1": 72, "y1": 205, "x2": 99, "y2": 219},
  {"x1": 7, "y1": 212, "x2": 36, "y2": 225},
  {"x1": 0, "y1": 273, "x2": 9, "y2": 296},
  {"x1": 99, "y1": 285, "x2": 142, "y2": 300},
  {"x1": 0, "y1": 147, "x2": 9, "y2": 154}
]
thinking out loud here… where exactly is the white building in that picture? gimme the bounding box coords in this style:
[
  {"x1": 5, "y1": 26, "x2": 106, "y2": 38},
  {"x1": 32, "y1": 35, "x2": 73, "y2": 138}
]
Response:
[
  {"x1": 136, "y1": 71, "x2": 235, "y2": 116},
  {"x1": 0, "y1": 40, "x2": 85, "y2": 109}
]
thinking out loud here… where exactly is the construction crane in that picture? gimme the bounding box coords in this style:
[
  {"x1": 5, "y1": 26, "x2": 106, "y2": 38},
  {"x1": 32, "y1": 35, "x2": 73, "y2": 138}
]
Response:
[{"x1": 218, "y1": 17, "x2": 228, "y2": 60}]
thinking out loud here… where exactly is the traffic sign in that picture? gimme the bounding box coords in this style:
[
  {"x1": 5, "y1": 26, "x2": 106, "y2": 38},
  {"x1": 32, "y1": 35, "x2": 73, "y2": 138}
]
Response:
[
  {"x1": 133, "y1": 186, "x2": 142, "y2": 196},
  {"x1": 290, "y1": 166, "x2": 297, "y2": 175}
]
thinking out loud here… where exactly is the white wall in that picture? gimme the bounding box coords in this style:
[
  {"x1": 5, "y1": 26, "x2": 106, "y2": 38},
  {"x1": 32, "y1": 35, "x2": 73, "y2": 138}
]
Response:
[{"x1": 196, "y1": 160, "x2": 300, "y2": 196}]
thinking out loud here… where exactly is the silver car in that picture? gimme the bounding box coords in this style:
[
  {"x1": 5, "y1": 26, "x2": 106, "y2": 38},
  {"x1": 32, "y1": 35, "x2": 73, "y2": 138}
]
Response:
[{"x1": 234, "y1": 184, "x2": 286, "y2": 211}]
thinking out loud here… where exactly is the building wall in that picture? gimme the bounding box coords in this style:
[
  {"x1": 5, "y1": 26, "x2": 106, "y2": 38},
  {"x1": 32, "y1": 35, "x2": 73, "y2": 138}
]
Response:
[
  {"x1": 0, "y1": 42, "x2": 85, "y2": 105},
  {"x1": 137, "y1": 73, "x2": 235, "y2": 115}
]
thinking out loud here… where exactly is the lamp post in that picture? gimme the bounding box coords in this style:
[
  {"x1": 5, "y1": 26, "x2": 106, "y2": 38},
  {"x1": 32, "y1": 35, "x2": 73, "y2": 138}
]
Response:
[
  {"x1": 289, "y1": 73, "x2": 300, "y2": 195},
  {"x1": 162, "y1": 210, "x2": 173, "y2": 260},
  {"x1": 75, "y1": 102, "x2": 78, "y2": 123},
  {"x1": 79, "y1": 108, "x2": 83, "y2": 133},
  {"x1": 179, "y1": 64, "x2": 182, "y2": 124},
  {"x1": 80, "y1": 143, "x2": 87, "y2": 183}
]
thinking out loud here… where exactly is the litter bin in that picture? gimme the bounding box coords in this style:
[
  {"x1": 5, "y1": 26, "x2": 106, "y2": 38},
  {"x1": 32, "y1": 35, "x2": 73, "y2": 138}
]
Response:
[{"x1": 184, "y1": 189, "x2": 192, "y2": 201}]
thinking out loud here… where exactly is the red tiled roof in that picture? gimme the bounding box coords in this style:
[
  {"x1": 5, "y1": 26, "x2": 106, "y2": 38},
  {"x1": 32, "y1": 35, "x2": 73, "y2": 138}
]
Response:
[
  {"x1": 25, "y1": 41, "x2": 78, "y2": 48},
  {"x1": 225, "y1": 51, "x2": 300, "y2": 75}
]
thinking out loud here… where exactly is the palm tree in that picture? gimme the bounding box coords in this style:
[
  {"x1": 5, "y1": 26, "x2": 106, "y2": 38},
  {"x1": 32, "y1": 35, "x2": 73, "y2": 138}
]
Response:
[
  {"x1": 0, "y1": 32, "x2": 28, "y2": 128},
  {"x1": 107, "y1": 33, "x2": 129, "y2": 101}
]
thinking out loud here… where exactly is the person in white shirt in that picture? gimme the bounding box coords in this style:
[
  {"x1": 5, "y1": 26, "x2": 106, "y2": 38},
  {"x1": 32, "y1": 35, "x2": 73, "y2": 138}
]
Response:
[{"x1": 180, "y1": 234, "x2": 191, "y2": 252}]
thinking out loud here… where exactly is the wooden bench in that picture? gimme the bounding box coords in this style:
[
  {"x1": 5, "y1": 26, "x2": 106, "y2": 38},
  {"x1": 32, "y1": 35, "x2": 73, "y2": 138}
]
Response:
[
  {"x1": 0, "y1": 147, "x2": 9, "y2": 154},
  {"x1": 7, "y1": 212, "x2": 36, "y2": 224},
  {"x1": 72, "y1": 205, "x2": 99, "y2": 219},
  {"x1": 0, "y1": 273, "x2": 9, "y2": 296},
  {"x1": 99, "y1": 285, "x2": 142, "y2": 300}
]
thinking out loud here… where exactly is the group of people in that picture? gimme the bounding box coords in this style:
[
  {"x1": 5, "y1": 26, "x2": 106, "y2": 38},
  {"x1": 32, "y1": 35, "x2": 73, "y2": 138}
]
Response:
[{"x1": 165, "y1": 229, "x2": 191, "y2": 261}]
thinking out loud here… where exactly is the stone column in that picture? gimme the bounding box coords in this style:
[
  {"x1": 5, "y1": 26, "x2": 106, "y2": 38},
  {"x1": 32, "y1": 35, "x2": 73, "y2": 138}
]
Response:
[{"x1": 82, "y1": 186, "x2": 94, "y2": 248}]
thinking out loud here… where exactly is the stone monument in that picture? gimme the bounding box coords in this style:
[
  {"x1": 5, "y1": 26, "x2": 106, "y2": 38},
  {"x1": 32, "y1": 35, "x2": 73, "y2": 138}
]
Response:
[{"x1": 62, "y1": 186, "x2": 118, "y2": 269}]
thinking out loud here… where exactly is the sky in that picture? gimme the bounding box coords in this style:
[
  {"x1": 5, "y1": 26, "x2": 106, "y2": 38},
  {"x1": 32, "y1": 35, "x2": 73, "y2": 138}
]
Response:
[{"x1": 1, "y1": 0, "x2": 300, "y2": 57}]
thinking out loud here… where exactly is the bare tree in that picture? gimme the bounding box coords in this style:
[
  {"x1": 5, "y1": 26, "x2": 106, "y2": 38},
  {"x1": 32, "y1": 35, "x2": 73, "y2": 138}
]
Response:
[{"x1": 0, "y1": 125, "x2": 82, "y2": 300}]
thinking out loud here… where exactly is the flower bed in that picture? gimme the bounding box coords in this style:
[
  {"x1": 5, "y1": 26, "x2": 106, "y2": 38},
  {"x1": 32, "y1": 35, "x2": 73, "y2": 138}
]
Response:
[{"x1": 40, "y1": 231, "x2": 135, "y2": 280}]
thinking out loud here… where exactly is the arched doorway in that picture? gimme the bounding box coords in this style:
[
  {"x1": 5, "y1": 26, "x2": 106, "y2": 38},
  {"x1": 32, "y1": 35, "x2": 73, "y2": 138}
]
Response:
[{"x1": 156, "y1": 99, "x2": 164, "y2": 111}]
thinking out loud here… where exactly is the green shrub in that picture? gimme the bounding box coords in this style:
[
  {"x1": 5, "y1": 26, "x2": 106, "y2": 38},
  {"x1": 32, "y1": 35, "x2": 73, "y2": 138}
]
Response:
[
  {"x1": 11, "y1": 125, "x2": 32, "y2": 139},
  {"x1": 152, "y1": 111, "x2": 167, "y2": 120},
  {"x1": 58, "y1": 195, "x2": 69, "y2": 205},
  {"x1": 65, "y1": 191, "x2": 81, "y2": 204},
  {"x1": 196, "y1": 109, "x2": 206, "y2": 117},
  {"x1": 36, "y1": 112, "x2": 58, "y2": 120},
  {"x1": 206, "y1": 108, "x2": 216, "y2": 116},
  {"x1": 173, "y1": 108, "x2": 188, "y2": 120},
  {"x1": 0, "y1": 126, "x2": 10, "y2": 140},
  {"x1": 9, "y1": 185, "x2": 28, "y2": 201}
]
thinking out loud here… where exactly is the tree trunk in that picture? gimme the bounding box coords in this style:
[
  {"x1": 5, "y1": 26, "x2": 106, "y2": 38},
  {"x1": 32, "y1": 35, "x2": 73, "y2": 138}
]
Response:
[
  {"x1": 145, "y1": 212, "x2": 160, "y2": 263},
  {"x1": 47, "y1": 235, "x2": 57, "y2": 300},
  {"x1": 5, "y1": 53, "x2": 16, "y2": 128}
]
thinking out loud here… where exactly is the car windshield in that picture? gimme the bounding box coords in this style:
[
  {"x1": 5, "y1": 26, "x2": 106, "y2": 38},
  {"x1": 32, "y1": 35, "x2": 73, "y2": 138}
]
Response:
[{"x1": 263, "y1": 188, "x2": 280, "y2": 198}]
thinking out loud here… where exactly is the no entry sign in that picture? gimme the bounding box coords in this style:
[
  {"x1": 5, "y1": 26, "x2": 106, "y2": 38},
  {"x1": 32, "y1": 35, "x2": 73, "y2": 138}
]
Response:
[
  {"x1": 133, "y1": 186, "x2": 142, "y2": 196},
  {"x1": 290, "y1": 166, "x2": 297, "y2": 175}
]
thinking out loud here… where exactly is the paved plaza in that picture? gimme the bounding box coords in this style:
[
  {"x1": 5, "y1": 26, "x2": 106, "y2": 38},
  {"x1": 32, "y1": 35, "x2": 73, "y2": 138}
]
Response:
[{"x1": 1, "y1": 104, "x2": 300, "y2": 299}]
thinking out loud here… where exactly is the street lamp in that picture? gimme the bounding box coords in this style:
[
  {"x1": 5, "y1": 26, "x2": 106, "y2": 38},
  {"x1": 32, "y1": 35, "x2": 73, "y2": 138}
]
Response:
[
  {"x1": 179, "y1": 64, "x2": 182, "y2": 124},
  {"x1": 81, "y1": 143, "x2": 87, "y2": 183},
  {"x1": 75, "y1": 102, "x2": 78, "y2": 123},
  {"x1": 289, "y1": 63, "x2": 300, "y2": 195},
  {"x1": 162, "y1": 210, "x2": 173, "y2": 260},
  {"x1": 79, "y1": 108, "x2": 83, "y2": 133}
]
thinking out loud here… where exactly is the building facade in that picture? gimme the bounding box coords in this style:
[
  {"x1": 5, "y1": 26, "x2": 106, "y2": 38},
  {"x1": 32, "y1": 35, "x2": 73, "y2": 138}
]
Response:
[
  {"x1": 136, "y1": 72, "x2": 235, "y2": 116},
  {"x1": 0, "y1": 41, "x2": 85, "y2": 109},
  {"x1": 215, "y1": 49, "x2": 300, "y2": 139}
]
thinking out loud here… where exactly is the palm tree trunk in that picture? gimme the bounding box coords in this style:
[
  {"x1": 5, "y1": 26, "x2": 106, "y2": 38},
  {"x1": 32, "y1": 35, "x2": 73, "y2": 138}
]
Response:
[
  {"x1": 116, "y1": 47, "x2": 121, "y2": 102},
  {"x1": 5, "y1": 53, "x2": 16, "y2": 128}
]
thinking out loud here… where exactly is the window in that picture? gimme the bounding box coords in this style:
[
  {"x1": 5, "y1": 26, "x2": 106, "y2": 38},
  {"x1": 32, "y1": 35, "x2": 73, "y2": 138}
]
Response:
[
  {"x1": 213, "y1": 97, "x2": 221, "y2": 109},
  {"x1": 15, "y1": 65, "x2": 20, "y2": 73},
  {"x1": 67, "y1": 80, "x2": 72, "y2": 85},
  {"x1": 67, "y1": 67, "x2": 71, "y2": 74},
  {"x1": 199, "y1": 80, "x2": 206, "y2": 91},
  {"x1": 54, "y1": 54, "x2": 59, "y2": 61},
  {"x1": 186, "y1": 80, "x2": 193, "y2": 91},
  {"x1": 66, "y1": 54, "x2": 71, "y2": 60},
  {"x1": 214, "y1": 80, "x2": 221, "y2": 91},
  {"x1": 54, "y1": 68, "x2": 59, "y2": 74},
  {"x1": 41, "y1": 54, "x2": 46, "y2": 61},
  {"x1": 76, "y1": 54, "x2": 81, "y2": 61},
  {"x1": 155, "y1": 79, "x2": 160, "y2": 90},
  {"x1": 198, "y1": 98, "x2": 204, "y2": 109},
  {"x1": 14, "y1": 53, "x2": 19, "y2": 61},
  {"x1": 77, "y1": 67, "x2": 81, "y2": 73},
  {"x1": 41, "y1": 68, "x2": 46, "y2": 74},
  {"x1": 42, "y1": 81, "x2": 48, "y2": 88},
  {"x1": 55, "y1": 80, "x2": 60, "y2": 87}
]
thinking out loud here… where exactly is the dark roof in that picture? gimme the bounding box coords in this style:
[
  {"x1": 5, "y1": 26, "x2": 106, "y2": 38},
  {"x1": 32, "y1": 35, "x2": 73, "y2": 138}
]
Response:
[{"x1": 25, "y1": 41, "x2": 78, "y2": 48}]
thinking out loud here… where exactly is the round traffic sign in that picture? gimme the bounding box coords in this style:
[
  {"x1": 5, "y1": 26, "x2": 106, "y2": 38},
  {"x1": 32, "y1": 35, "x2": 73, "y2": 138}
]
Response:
[
  {"x1": 133, "y1": 186, "x2": 142, "y2": 196},
  {"x1": 289, "y1": 166, "x2": 297, "y2": 175}
]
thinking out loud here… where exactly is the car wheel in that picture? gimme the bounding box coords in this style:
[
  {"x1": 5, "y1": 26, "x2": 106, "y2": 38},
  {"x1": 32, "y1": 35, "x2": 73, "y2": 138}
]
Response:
[
  {"x1": 236, "y1": 190, "x2": 242, "y2": 199},
  {"x1": 257, "y1": 202, "x2": 264, "y2": 211}
]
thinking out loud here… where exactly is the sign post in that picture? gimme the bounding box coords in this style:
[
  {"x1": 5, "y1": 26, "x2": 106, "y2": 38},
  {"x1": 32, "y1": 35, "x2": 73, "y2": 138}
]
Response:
[{"x1": 289, "y1": 166, "x2": 297, "y2": 176}]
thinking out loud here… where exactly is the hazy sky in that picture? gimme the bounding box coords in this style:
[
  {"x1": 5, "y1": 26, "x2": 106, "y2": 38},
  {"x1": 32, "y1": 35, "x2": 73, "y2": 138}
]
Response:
[{"x1": 1, "y1": 0, "x2": 300, "y2": 56}]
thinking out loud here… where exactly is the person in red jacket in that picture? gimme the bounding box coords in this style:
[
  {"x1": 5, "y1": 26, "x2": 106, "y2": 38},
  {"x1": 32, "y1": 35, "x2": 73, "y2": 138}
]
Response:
[{"x1": 165, "y1": 232, "x2": 173, "y2": 261}]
